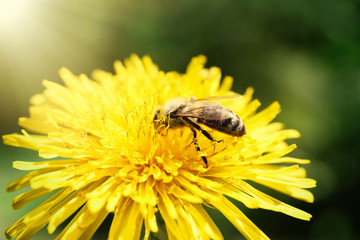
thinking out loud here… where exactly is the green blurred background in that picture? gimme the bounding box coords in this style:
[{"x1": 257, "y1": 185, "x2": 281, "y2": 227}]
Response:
[{"x1": 1, "y1": 0, "x2": 359, "y2": 239}]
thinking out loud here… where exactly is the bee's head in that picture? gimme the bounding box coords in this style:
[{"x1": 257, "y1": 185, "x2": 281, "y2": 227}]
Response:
[
  {"x1": 153, "y1": 106, "x2": 165, "y2": 130},
  {"x1": 153, "y1": 98, "x2": 187, "y2": 130},
  {"x1": 153, "y1": 106, "x2": 159, "y2": 120}
]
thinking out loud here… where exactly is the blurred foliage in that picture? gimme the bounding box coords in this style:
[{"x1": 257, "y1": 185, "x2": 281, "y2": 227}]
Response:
[{"x1": 1, "y1": 0, "x2": 360, "y2": 239}]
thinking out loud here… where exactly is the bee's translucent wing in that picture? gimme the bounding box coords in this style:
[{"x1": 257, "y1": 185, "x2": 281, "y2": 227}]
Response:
[
  {"x1": 175, "y1": 104, "x2": 232, "y2": 121},
  {"x1": 193, "y1": 95, "x2": 242, "y2": 102}
]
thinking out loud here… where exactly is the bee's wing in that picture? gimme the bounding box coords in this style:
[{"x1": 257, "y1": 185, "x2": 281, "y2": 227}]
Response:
[
  {"x1": 193, "y1": 95, "x2": 242, "y2": 102},
  {"x1": 174, "y1": 105, "x2": 230, "y2": 121}
]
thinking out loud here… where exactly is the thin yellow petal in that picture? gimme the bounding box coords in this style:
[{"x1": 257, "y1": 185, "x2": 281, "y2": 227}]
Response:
[
  {"x1": 6, "y1": 169, "x2": 54, "y2": 192},
  {"x1": 12, "y1": 188, "x2": 53, "y2": 210},
  {"x1": 211, "y1": 197, "x2": 269, "y2": 240},
  {"x1": 155, "y1": 182, "x2": 178, "y2": 219},
  {"x1": 56, "y1": 205, "x2": 108, "y2": 240},
  {"x1": 108, "y1": 200, "x2": 143, "y2": 240},
  {"x1": 188, "y1": 204, "x2": 224, "y2": 240},
  {"x1": 76, "y1": 208, "x2": 109, "y2": 240},
  {"x1": 228, "y1": 179, "x2": 313, "y2": 221},
  {"x1": 48, "y1": 193, "x2": 87, "y2": 234},
  {"x1": 218, "y1": 76, "x2": 234, "y2": 94},
  {"x1": 246, "y1": 101, "x2": 281, "y2": 132}
]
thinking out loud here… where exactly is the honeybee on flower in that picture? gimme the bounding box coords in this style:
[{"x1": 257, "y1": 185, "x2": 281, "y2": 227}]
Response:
[
  {"x1": 153, "y1": 95, "x2": 246, "y2": 167},
  {"x1": 4, "y1": 55, "x2": 316, "y2": 240}
]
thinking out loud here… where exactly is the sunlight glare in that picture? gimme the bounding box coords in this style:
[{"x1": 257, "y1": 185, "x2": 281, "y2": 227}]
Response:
[{"x1": 0, "y1": 0, "x2": 32, "y2": 30}]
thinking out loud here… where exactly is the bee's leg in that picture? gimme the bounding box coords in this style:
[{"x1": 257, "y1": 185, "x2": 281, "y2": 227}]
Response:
[
  {"x1": 183, "y1": 118, "x2": 223, "y2": 143},
  {"x1": 189, "y1": 128, "x2": 208, "y2": 167}
]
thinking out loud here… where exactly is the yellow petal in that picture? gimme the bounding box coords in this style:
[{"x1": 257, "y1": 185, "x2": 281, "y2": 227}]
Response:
[
  {"x1": 12, "y1": 188, "x2": 53, "y2": 210},
  {"x1": 211, "y1": 197, "x2": 270, "y2": 240},
  {"x1": 56, "y1": 206, "x2": 107, "y2": 240},
  {"x1": 108, "y1": 199, "x2": 143, "y2": 240},
  {"x1": 155, "y1": 182, "x2": 178, "y2": 219}
]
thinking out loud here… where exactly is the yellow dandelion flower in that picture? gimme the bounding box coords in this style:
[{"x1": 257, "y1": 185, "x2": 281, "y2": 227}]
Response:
[{"x1": 4, "y1": 55, "x2": 316, "y2": 240}]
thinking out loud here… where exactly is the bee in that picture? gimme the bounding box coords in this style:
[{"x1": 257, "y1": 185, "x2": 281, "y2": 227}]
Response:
[{"x1": 153, "y1": 96, "x2": 246, "y2": 167}]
